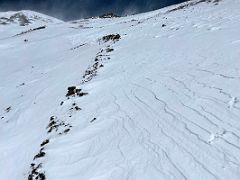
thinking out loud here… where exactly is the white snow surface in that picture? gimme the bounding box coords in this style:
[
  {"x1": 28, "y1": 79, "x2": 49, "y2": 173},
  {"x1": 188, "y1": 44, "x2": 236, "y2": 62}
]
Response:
[{"x1": 1, "y1": 0, "x2": 240, "y2": 179}]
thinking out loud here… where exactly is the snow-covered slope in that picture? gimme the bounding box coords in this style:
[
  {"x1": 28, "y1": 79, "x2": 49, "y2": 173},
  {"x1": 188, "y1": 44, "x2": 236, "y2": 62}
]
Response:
[{"x1": 1, "y1": 0, "x2": 240, "y2": 179}]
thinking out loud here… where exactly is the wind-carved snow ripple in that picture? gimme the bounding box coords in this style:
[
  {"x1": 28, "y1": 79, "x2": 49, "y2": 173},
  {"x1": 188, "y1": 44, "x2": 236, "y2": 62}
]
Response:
[{"x1": 100, "y1": 59, "x2": 240, "y2": 179}]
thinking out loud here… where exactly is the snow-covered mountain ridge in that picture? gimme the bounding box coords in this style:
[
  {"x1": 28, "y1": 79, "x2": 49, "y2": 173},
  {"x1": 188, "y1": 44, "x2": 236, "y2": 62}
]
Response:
[
  {"x1": 0, "y1": 10, "x2": 62, "y2": 26},
  {"x1": 0, "y1": 0, "x2": 240, "y2": 179}
]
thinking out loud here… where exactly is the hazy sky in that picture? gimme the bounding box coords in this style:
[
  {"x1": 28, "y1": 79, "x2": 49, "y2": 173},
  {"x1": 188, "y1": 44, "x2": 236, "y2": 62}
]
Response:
[{"x1": 0, "y1": 0, "x2": 188, "y2": 20}]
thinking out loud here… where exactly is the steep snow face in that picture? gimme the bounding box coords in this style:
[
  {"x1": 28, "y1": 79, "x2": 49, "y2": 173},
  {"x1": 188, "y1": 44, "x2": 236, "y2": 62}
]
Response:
[{"x1": 1, "y1": 0, "x2": 240, "y2": 180}]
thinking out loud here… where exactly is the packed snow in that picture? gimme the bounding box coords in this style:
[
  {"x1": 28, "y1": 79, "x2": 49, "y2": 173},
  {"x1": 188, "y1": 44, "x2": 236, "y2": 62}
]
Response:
[{"x1": 0, "y1": 0, "x2": 240, "y2": 179}]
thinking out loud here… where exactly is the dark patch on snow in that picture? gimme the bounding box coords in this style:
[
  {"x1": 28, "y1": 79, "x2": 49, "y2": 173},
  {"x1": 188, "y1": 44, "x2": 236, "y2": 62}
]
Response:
[
  {"x1": 11, "y1": 13, "x2": 30, "y2": 26},
  {"x1": 47, "y1": 116, "x2": 72, "y2": 134},
  {"x1": 63, "y1": 129, "x2": 70, "y2": 134},
  {"x1": 78, "y1": 92, "x2": 88, "y2": 97},
  {"x1": 82, "y1": 34, "x2": 121, "y2": 84},
  {"x1": 70, "y1": 103, "x2": 82, "y2": 111},
  {"x1": 28, "y1": 163, "x2": 46, "y2": 180},
  {"x1": 106, "y1": 48, "x2": 114, "y2": 53},
  {"x1": 66, "y1": 86, "x2": 77, "y2": 96},
  {"x1": 71, "y1": 43, "x2": 87, "y2": 50},
  {"x1": 102, "y1": 34, "x2": 121, "y2": 42},
  {"x1": 75, "y1": 106, "x2": 81, "y2": 111},
  {"x1": 14, "y1": 26, "x2": 46, "y2": 37},
  {"x1": 5, "y1": 106, "x2": 11, "y2": 113},
  {"x1": 33, "y1": 148, "x2": 46, "y2": 160},
  {"x1": 66, "y1": 86, "x2": 87, "y2": 97},
  {"x1": 40, "y1": 139, "x2": 50, "y2": 147},
  {"x1": 90, "y1": 118, "x2": 97, "y2": 123},
  {"x1": 0, "y1": 13, "x2": 30, "y2": 26},
  {"x1": 99, "y1": 13, "x2": 119, "y2": 19}
]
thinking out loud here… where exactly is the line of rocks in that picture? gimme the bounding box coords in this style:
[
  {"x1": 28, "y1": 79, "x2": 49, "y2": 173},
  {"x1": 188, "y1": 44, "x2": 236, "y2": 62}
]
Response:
[{"x1": 27, "y1": 34, "x2": 121, "y2": 179}]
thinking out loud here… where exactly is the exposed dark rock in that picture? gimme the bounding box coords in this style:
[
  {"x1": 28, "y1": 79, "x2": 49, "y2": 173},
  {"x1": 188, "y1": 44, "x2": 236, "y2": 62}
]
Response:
[
  {"x1": 47, "y1": 116, "x2": 72, "y2": 134},
  {"x1": 99, "y1": 13, "x2": 119, "y2": 18},
  {"x1": 64, "y1": 129, "x2": 70, "y2": 134},
  {"x1": 102, "y1": 34, "x2": 121, "y2": 42},
  {"x1": 40, "y1": 139, "x2": 50, "y2": 147},
  {"x1": 14, "y1": 26, "x2": 46, "y2": 37},
  {"x1": 47, "y1": 117, "x2": 57, "y2": 133},
  {"x1": 38, "y1": 173, "x2": 46, "y2": 180},
  {"x1": 66, "y1": 86, "x2": 82, "y2": 97},
  {"x1": 5, "y1": 107, "x2": 11, "y2": 113},
  {"x1": 75, "y1": 106, "x2": 81, "y2": 111},
  {"x1": 34, "y1": 149, "x2": 45, "y2": 160},
  {"x1": 106, "y1": 48, "x2": 114, "y2": 52},
  {"x1": 66, "y1": 86, "x2": 76, "y2": 96},
  {"x1": 10, "y1": 13, "x2": 30, "y2": 26},
  {"x1": 28, "y1": 163, "x2": 45, "y2": 180},
  {"x1": 71, "y1": 43, "x2": 86, "y2": 50},
  {"x1": 90, "y1": 118, "x2": 97, "y2": 123},
  {"x1": 77, "y1": 92, "x2": 88, "y2": 97}
]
